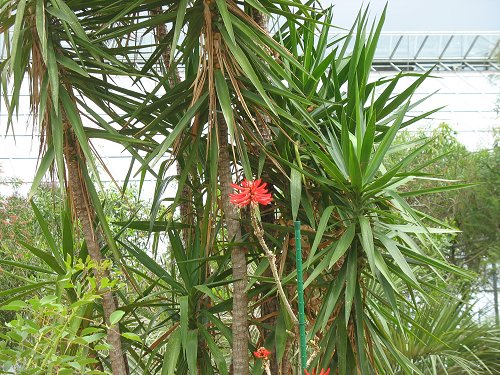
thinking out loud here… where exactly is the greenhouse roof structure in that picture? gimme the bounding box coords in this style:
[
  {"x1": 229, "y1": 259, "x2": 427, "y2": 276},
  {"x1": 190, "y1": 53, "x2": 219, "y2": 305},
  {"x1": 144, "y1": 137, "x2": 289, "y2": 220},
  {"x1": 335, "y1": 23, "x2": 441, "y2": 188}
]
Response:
[{"x1": 367, "y1": 32, "x2": 500, "y2": 72}]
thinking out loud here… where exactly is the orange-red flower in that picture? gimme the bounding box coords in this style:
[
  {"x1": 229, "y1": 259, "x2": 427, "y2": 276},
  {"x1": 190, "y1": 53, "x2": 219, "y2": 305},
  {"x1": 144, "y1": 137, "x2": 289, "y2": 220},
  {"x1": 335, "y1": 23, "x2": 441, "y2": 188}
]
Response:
[
  {"x1": 304, "y1": 369, "x2": 330, "y2": 375},
  {"x1": 253, "y1": 346, "x2": 271, "y2": 359},
  {"x1": 229, "y1": 179, "x2": 272, "y2": 207}
]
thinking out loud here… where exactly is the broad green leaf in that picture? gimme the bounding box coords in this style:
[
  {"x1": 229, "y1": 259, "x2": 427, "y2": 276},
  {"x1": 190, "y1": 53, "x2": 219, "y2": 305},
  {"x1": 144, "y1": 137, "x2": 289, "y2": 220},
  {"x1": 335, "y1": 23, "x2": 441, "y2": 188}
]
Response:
[
  {"x1": 399, "y1": 183, "x2": 475, "y2": 198},
  {"x1": 186, "y1": 329, "x2": 198, "y2": 375},
  {"x1": 348, "y1": 143, "x2": 363, "y2": 192},
  {"x1": 0, "y1": 283, "x2": 51, "y2": 305},
  {"x1": 307, "y1": 206, "x2": 334, "y2": 267},
  {"x1": 310, "y1": 263, "x2": 347, "y2": 335},
  {"x1": 378, "y1": 234, "x2": 419, "y2": 286},
  {"x1": 215, "y1": 0, "x2": 235, "y2": 43},
  {"x1": 275, "y1": 309, "x2": 288, "y2": 363},
  {"x1": 344, "y1": 246, "x2": 358, "y2": 325},
  {"x1": 336, "y1": 312, "x2": 348, "y2": 374},
  {"x1": 180, "y1": 295, "x2": 189, "y2": 350},
  {"x1": 214, "y1": 70, "x2": 234, "y2": 139},
  {"x1": 200, "y1": 326, "x2": 228, "y2": 375},
  {"x1": 170, "y1": 0, "x2": 188, "y2": 66},
  {"x1": 378, "y1": 69, "x2": 433, "y2": 120},
  {"x1": 243, "y1": 0, "x2": 268, "y2": 15},
  {"x1": 50, "y1": 0, "x2": 89, "y2": 40},
  {"x1": 290, "y1": 165, "x2": 302, "y2": 221},
  {"x1": 57, "y1": 54, "x2": 90, "y2": 77},
  {"x1": 304, "y1": 255, "x2": 329, "y2": 289},
  {"x1": 329, "y1": 224, "x2": 355, "y2": 269},
  {"x1": 354, "y1": 286, "x2": 370, "y2": 373},
  {"x1": 35, "y1": 0, "x2": 47, "y2": 62},
  {"x1": 202, "y1": 310, "x2": 232, "y2": 344},
  {"x1": 386, "y1": 224, "x2": 459, "y2": 234},
  {"x1": 110, "y1": 310, "x2": 125, "y2": 325},
  {"x1": 122, "y1": 332, "x2": 142, "y2": 343},
  {"x1": 0, "y1": 300, "x2": 27, "y2": 311},
  {"x1": 122, "y1": 240, "x2": 185, "y2": 292},
  {"x1": 161, "y1": 329, "x2": 181, "y2": 375},
  {"x1": 30, "y1": 200, "x2": 64, "y2": 266},
  {"x1": 29, "y1": 145, "x2": 54, "y2": 199},
  {"x1": 194, "y1": 285, "x2": 221, "y2": 303},
  {"x1": 359, "y1": 216, "x2": 377, "y2": 277},
  {"x1": 46, "y1": 40, "x2": 59, "y2": 113},
  {"x1": 81, "y1": 327, "x2": 103, "y2": 336},
  {"x1": 365, "y1": 101, "x2": 410, "y2": 182},
  {"x1": 83, "y1": 333, "x2": 106, "y2": 343},
  {"x1": 0, "y1": 259, "x2": 53, "y2": 274},
  {"x1": 10, "y1": 0, "x2": 27, "y2": 72},
  {"x1": 18, "y1": 239, "x2": 65, "y2": 275}
]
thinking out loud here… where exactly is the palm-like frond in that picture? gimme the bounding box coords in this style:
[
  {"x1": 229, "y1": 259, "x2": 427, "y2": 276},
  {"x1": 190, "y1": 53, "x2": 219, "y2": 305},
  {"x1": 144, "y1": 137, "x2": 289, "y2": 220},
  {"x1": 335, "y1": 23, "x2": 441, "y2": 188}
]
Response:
[{"x1": 389, "y1": 296, "x2": 500, "y2": 374}]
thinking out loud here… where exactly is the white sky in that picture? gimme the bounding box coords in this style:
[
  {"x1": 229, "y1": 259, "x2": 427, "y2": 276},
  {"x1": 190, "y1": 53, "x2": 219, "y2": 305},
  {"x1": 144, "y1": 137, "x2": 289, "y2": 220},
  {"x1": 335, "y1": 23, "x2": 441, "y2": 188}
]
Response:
[{"x1": 322, "y1": 0, "x2": 500, "y2": 31}]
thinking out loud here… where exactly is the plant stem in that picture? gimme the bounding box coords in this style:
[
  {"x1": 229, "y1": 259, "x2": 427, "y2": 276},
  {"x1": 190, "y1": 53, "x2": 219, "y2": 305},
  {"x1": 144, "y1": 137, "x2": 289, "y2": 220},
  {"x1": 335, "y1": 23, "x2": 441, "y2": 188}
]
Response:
[
  {"x1": 250, "y1": 209, "x2": 299, "y2": 327},
  {"x1": 263, "y1": 359, "x2": 272, "y2": 375}
]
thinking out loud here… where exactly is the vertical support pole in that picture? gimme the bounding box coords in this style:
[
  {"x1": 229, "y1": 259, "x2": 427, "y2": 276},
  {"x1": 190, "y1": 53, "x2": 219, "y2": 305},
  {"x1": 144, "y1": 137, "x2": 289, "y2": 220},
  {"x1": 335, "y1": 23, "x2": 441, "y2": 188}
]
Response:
[{"x1": 294, "y1": 221, "x2": 307, "y2": 373}]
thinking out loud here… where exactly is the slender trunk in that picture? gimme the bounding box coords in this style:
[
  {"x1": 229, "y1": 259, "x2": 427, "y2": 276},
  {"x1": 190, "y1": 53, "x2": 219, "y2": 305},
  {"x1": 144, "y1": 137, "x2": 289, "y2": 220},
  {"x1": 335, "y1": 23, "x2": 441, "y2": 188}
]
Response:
[
  {"x1": 251, "y1": 211, "x2": 299, "y2": 328},
  {"x1": 252, "y1": 9, "x2": 269, "y2": 30},
  {"x1": 151, "y1": 8, "x2": 192, "y2": 242},
  {"x1": 64, "y1": 125, "x2": 128, "y2": 375},
  {"x1": 29, "y1": 7, "x2": 127, "y2": 373},
  {"x1": 281, "y1": 337, "x2": 293, "y2": 375},
  {"x1": 218, "y1": 119, "x2": 249, "y2": 375},
  {"x1": 152, "y1": 7, "x2": 181, "y2": 87}
]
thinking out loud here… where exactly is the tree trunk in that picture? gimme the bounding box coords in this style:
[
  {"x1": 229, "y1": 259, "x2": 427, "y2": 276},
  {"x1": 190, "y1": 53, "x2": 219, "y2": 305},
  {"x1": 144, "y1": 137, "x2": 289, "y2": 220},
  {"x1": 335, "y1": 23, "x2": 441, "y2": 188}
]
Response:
[
  {"x1": 252, "y1": 8, "x2": 269, "y2": 31},
  {"x1": 151, "y1": 8, "x2": 192, "y2": 242},
  {"x1": 64, "y1": 125, "x2": 128, "y2": 375},
  {"x1": 152, "y1": 7, "x2": 181, "y2": 87},
  {"x1": 218, "y1": 119, "x2": 249, "y2": 375}
]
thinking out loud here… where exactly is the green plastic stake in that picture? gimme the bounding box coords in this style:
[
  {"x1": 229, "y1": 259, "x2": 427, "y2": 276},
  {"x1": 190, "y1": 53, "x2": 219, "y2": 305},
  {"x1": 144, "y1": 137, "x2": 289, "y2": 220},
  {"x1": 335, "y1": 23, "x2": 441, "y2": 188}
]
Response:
[{"x1": 294, "y1": 220, "x2": 307, "y2": 372}]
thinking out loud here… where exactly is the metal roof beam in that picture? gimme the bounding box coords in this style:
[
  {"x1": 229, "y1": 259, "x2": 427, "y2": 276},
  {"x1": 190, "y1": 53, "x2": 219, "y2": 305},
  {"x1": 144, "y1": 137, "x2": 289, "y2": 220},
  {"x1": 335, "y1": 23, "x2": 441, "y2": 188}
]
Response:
[
  {"x1": 389, "y1": 35, "x2": 404, "y2": 60},
  {"x1": 439, "y1": 35, "x2": 454, "y2": 60},
  {"x1": 390, "y1": 62, "x2": 402, "y2": 71},
  {"x1": 415, "y1": 62, "x2": 426, "y2": 71},
  {"x1": 464, "y1": 35, "x2": 480, "y2": 59},
  {"x1": 414, "y1": 35, "x2": 429, "y2": 60},
  {"x1": 464, "y1": 62, "x2": 477, "y2": 71},
  {"x1": 488, "y1": 39, "x2": 500, "y2": 60}
]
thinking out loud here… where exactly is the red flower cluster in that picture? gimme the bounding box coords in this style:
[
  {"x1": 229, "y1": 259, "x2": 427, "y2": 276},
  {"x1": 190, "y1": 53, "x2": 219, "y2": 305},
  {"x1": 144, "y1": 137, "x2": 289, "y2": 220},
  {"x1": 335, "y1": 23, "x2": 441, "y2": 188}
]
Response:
[
  {"x1": 253, "y1": 346, "x2": 271, "y2": 360},
  {"x1": 304, "y1": 369, "x2": 330, "y2": 375},
  {"x1": 229, "y1": 179, "x2": 272, "y2": 207}
]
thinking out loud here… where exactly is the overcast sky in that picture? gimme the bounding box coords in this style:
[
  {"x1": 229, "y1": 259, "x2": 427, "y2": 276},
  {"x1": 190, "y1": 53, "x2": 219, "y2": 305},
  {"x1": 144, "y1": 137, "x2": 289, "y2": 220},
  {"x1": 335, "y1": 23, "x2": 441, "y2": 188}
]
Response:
[{"x1": 322, "y1": 0, "x2": 500, "y2": 32}]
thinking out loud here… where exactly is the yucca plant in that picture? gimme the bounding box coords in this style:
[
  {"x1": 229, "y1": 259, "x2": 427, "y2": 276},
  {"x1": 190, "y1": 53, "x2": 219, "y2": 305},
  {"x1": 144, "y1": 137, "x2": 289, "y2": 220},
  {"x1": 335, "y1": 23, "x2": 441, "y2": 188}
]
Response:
[
  {"x1": 388, "y1": 295, "x2": 500, "y2": 374},
  {"x1": 241, "y1": 6, "x2": 478, "y2": 374}
]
